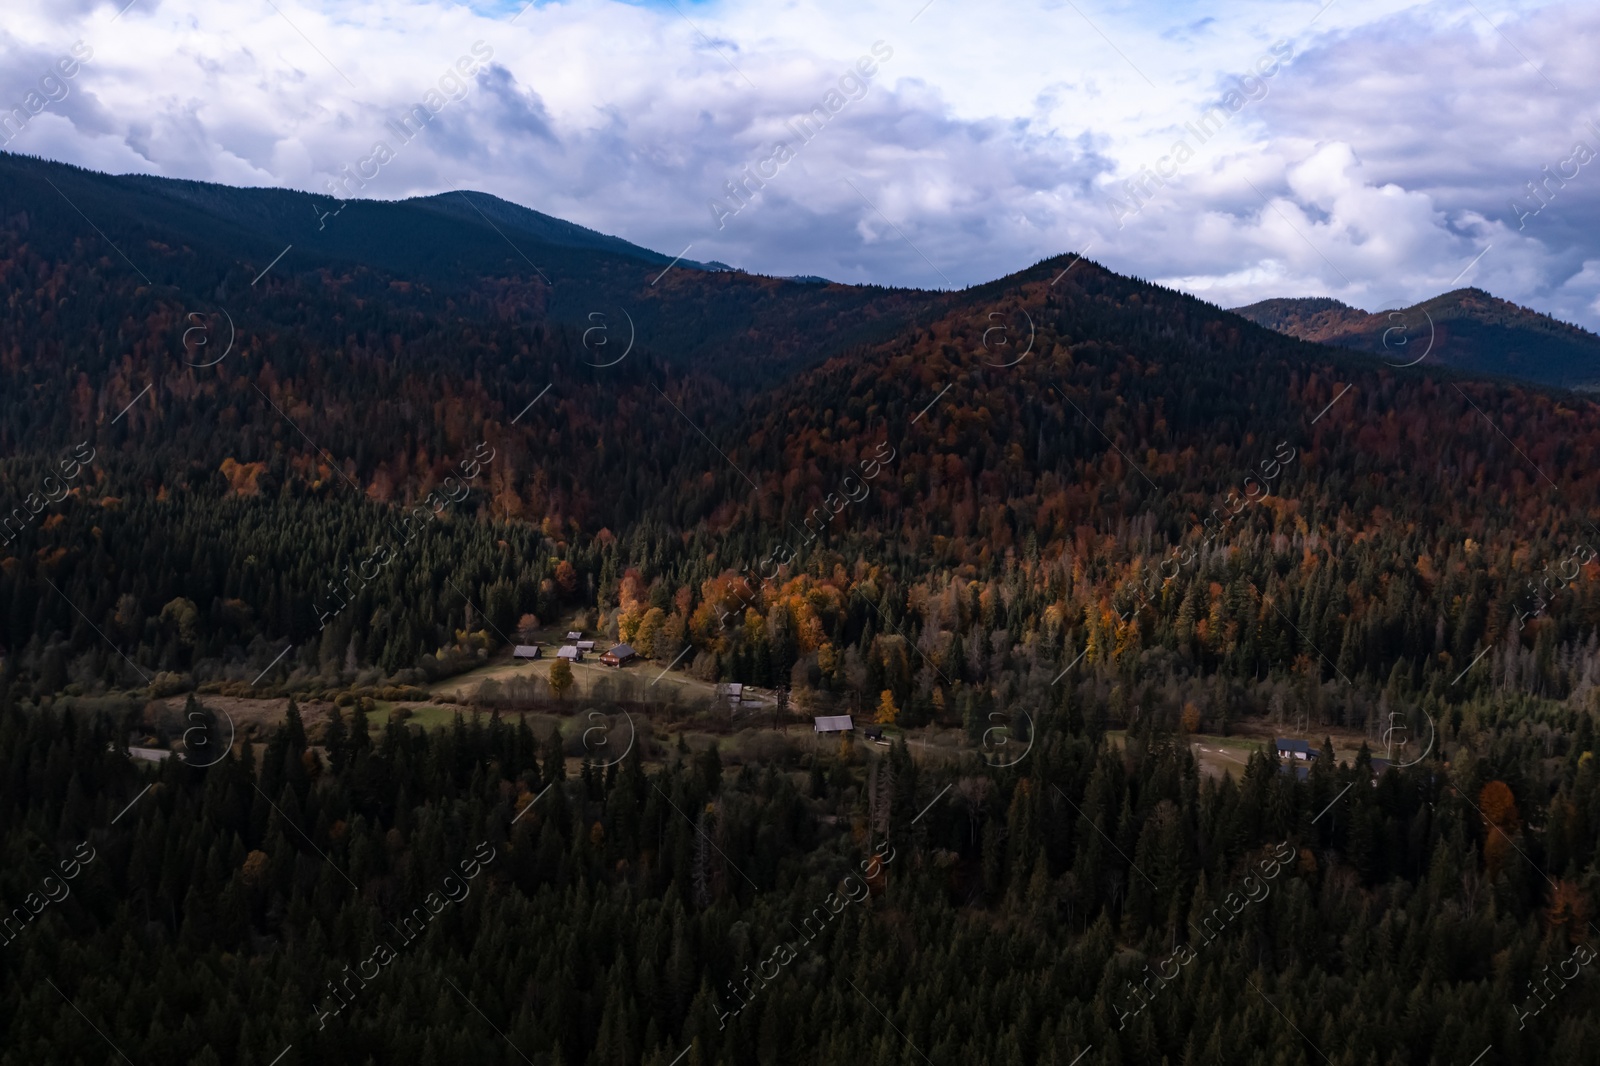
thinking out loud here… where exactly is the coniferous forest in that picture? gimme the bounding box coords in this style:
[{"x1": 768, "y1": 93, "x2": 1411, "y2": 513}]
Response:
[{"x1": 3, "y1": 153, "x2": 1600, "y2": 1065}]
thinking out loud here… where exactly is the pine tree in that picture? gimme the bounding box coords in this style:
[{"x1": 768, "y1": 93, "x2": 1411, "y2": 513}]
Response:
[{"x1": 326, "y1": 704, "x2": 349, "y2": 774}]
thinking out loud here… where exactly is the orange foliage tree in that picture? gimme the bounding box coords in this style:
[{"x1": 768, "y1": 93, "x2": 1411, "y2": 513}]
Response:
[
  {"x1": 1546, "y1": 879, "x2": 1591, "y2": 941},
  {"x1": 1479, "y1": 780, "x2": 1521, "y2": 877}
]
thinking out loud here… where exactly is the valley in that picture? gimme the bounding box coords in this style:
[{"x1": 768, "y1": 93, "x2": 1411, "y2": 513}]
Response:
[{"x1": 4, "y1": 152, "x2": 1599, "y2": 1066}]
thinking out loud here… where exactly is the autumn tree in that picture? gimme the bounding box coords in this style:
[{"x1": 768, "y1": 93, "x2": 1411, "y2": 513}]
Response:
[
  {"x1": 554, "y1": 559, "x2": 578, "y2": 599},
  {"x1": 876, "y1": 689, "x2": 899, "y2": 726},
  {"x1": 1181, "y1": 702, "x2": 1201, "y2": 734},
  {"x1": 1479, "y1": 780, "x2": 1522, "y2": 876},
  {"x1": 1546, "y1": 879, "x2": 1591, "y2": 941},
  {"x1": 549, "y1": 658, "x2": 574, "y2": 700},
  {"x1": 636, "y1": 607, "x2": 667, "y2": 659}
]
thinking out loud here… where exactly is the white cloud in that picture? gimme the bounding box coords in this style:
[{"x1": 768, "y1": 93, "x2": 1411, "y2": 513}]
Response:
[{"x1": 1, "y1": 0, "x2": 1598, "y2": 326}]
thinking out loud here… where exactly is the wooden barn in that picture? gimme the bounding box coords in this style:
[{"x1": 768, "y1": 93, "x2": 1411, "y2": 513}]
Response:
[{"x1": 601, "y1": 643, "x2": 636, "y2": 667}]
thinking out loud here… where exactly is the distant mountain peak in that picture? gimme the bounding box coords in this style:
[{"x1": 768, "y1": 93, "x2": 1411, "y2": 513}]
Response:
[
  {"x1": 1233, "y1": 288, "x2": 1600, "y2": 391},
  {"x1": 1230, "y1": 296, "x2": 1370, "y2": 343},
  {"x1": 1238, "y1": 295, "x2": 1356, "y2": 313}
]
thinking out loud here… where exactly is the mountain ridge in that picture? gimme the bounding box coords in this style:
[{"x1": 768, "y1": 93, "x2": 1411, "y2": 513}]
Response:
[
  {"x1": 33, "y1": 149, "x2": 1597, "y2": 399},
  {"x1": 5, "y1": 150, "x2": 1600, "y2": 707},
  {"x1": 1233, "y1": 287, "x2": 1600, "y2": 390},
  {"x1": 0, "y1": 150, "x2": 950, "y2": 391}
]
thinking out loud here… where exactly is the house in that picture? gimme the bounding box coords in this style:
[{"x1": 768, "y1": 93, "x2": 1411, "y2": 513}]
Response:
[
  {"x1": 1276, "y1": 738, "x2": 1318, "y2": 762},
  {"x1": 566, "y1": 631, "x2": 582, "y2": 642},
  {"x1": 557, "y1": 646, "x2": 581, "y2": 662},
  {"x1": 863, "y1": 726, "x2": 885, "y2": 742},
  {"x1": 576, "y1": 640, "x2": 596, "y2": 652},
  {"x1": 1369, "y1": 757, "x2": 1392, "y2": 784},
  {"x1": 513, "y1": 645, "x2": 541, "y2": 660},
  {"x1": 726, "y1": 682, "x2": 744, "y2": 702},
  {"x1": 813, "y1": 715, "x2": 854, "y2": 734},
  {"x1": 601, "y1": 643, "x2": 636, "y2": 667}
]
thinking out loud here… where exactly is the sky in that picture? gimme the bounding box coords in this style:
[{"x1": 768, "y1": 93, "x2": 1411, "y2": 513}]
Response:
[{"x1": 4, "y1": 0, "x2": 1599, "y2": 327}]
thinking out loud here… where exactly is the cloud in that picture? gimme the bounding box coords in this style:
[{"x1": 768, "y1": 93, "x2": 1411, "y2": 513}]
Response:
[
  {"x1": 1, "y1": 0, "x2": 1598, "y2": 327},
  {"x1": 1078, "y1": 0, "x2": 1600, "y2": 325}
]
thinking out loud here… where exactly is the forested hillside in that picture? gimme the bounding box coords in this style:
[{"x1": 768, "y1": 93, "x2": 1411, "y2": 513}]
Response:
[
  {"x1": 5, "y1": 685, "x2": 1599, "y2": 1065},
  {"x1": 7, "y1": 175, "x2": 1600, "y2": 729},
  {"x1": 0, "y1": 152, "x2": 946, "y2": 392},
  {"x1": 1234, "y1": 289, "x2": 1600, "y2": 391},
  {"x1": 4, "y1": 153, "x2": 1600, "y2": 1065}
]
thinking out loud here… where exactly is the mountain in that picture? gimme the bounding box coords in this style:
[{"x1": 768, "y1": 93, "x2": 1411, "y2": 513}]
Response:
[
  {"x1": 8, "y1": 153, "x2": 1600, "y2": 1066},
  {"x1": 5, "y1": 148, "x2": 1600, "y2": 702},
  {"x1": 1227, "y1": 295, "x2": 1370, "y2": 338},
  {"x1": 0, "y1": 151, "x2": 947, "y2": 390},
  {"x1": 121, "y1": 172, "x2": 682, "y2": 265},
  {"x1": 1233, "y1": 288, "x2": 1600, "y2": 390}
]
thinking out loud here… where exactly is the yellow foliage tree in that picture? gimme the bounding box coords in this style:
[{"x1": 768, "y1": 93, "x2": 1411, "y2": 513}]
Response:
[
  {"x1": 549, "y1": 658, "x2": 574, "y2": 700},
  {"x1": 876, "y1": 689, "x2": 899, "y2": 726},
  {"x1": 617, "y1": 606, "x2": 644, "y2": 643},
  {"x1": 635, "y1": 607, "x2": 667, "y2": 659}
]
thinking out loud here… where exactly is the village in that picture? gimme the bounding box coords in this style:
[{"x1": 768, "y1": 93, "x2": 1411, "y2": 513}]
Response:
[{"x1": 125, "y1": 617, "x2": 1419, "y2": 793}]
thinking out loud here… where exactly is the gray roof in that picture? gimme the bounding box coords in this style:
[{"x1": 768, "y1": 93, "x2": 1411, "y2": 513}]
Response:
[
  {"x1": 813, "y1": 714, "x2": 854, "y2": 732},
  {"x1": 513, "y1": 645, "x2": 540, "y2": 658},
  {"x1": 607, "y1": 643, "x2": 636, "y2": 657},
  {"x1": 1276, "y1": 738, "x2": 1314, "y2": 753}
]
